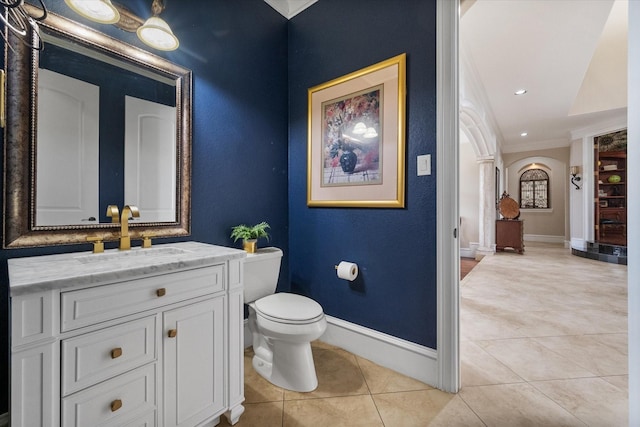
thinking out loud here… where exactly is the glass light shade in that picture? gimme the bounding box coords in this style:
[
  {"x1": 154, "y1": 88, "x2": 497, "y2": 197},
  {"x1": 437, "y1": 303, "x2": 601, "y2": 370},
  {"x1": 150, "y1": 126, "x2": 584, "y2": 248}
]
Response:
[
  {"x1": 65, "y1": 0, "x2": 120, "y2": 24},
  {"x1": 137, "y1": 16, "x2": 179, "y2": 51},
  {"x1": 570, "y1": 166, "x2": 580, "y2": 176},
  {"x1": 363, "y1": 127, "x2": 378, "y2": 138},
  {"x1": 352, "y1": 122, "x2": 367, "y2": 135}
]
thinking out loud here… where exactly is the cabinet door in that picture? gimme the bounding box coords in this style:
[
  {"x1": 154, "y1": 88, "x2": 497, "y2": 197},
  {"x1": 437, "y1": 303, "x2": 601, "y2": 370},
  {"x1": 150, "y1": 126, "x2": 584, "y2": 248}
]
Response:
[
  {"x1": 163, "y1": 298, "x2": 225, "y2": 427},
  {"x1": 11, "y1": 342, "x2": 59, "y2": 427}
]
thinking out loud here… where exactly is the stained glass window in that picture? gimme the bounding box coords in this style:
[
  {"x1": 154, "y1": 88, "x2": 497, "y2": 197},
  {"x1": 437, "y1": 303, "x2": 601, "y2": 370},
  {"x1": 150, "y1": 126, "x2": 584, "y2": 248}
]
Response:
[{"x1": 519, "y1": 168, "x2": 549, "y2": 209}]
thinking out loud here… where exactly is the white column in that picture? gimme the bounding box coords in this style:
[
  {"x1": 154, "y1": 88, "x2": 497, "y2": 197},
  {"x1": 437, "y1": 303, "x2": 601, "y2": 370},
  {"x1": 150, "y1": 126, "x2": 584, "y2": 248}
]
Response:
[{"x1": 476, "y1": 157, "x2": 496, "y2": 259}]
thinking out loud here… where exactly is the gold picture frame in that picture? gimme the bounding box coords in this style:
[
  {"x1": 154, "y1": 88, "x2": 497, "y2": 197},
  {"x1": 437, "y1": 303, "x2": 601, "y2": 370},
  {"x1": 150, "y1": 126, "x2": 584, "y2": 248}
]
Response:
[{"x1": 307, "y1": 54, "x2": 406, "y2": 207}]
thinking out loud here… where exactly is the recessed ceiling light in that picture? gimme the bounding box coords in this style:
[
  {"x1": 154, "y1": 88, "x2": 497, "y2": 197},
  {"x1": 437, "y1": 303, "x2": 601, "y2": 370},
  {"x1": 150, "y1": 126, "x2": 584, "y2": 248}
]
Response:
[
  {"x1": 514, "y1": 89, "x2": 527, "y2": 95},
  {"x1": 520, "y1": 132, "x2": 528, "y2": 137}
]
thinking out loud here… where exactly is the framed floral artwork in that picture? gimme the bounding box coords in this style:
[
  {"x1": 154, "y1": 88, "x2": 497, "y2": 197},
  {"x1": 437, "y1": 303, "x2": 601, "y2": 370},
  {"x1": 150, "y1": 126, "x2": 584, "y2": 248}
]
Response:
[{"x1": 307, "y1": 53, "x2": 406, "y2": 207}]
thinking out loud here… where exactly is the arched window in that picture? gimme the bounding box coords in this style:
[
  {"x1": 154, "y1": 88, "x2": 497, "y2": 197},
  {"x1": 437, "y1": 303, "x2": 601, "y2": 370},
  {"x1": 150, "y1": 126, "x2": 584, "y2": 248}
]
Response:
[{"x1": 520, "y1": 168, "x2": 549, "y2": 209}]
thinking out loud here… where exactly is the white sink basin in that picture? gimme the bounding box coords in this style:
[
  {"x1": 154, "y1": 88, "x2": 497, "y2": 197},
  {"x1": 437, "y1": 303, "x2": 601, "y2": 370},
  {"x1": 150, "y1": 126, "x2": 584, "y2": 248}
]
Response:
[{"x1": 75, "y1": 246, "x2": 191, "y2": 264}]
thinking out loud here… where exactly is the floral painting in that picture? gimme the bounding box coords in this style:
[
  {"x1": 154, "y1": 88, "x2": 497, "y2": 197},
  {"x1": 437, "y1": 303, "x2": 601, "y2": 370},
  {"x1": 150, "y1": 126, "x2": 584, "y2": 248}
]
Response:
[
  {"x1": 307, "y1": 53, "x2": 406, "y2": 208},
  {"x1": 321, "y1": 86, "x2": 382, "y2": 187}
]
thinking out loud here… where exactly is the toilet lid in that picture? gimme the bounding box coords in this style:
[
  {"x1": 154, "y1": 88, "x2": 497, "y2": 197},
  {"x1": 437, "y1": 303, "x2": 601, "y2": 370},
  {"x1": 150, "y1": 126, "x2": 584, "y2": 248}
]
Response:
[{"x1": 254, "y1": 293, "x2": 324, "y2": 323}]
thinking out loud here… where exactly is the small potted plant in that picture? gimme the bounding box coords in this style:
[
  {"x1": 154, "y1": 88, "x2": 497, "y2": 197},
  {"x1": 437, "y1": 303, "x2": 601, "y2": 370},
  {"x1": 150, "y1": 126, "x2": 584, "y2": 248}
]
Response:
[{"x1": 230, "y1": 221, "x2": 270, "y2": 253}]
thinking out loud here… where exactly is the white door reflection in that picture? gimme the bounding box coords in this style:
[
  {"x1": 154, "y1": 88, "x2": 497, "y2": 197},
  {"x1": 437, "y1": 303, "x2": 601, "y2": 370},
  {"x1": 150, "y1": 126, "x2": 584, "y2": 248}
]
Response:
[
  {"x1": 124, "y1": 96, "x2": 177, "y2": 223},
  {"x1": 36, "y1": 69, "x2": 99, "y2": 225}
]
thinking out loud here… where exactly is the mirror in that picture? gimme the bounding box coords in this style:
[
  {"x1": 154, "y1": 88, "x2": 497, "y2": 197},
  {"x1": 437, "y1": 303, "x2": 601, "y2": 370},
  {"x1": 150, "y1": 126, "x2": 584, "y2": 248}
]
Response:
[{"x1": 3, "y1": 5, "x2": 192, "y2": 248}]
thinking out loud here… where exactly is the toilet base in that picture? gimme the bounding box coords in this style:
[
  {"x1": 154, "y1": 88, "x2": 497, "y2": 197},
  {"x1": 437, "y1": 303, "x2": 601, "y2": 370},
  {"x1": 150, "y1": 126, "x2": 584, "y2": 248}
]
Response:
[
  {"x1": 252, "y1": 340, "x2": 319, "y2": 392},
  {"x1": 248, "y1": 305, "x2": 325, "y2": 392}
]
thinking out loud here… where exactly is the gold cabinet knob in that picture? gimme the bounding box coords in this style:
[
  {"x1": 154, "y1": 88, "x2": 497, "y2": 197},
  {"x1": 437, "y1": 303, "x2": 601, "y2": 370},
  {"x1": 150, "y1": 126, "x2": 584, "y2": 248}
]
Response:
[
  {"x1": 111, "y1": 399, "x2": 122, "y2": 412},
  {"x1": 111, "y1": 348, "x2": 123, "y2": 359},
  {"x1": 168, "y1": 329, "x2": 177, "y2": 338},
  {"x1": 156, "y1": 288, "x2": 166, "y2": 297}
]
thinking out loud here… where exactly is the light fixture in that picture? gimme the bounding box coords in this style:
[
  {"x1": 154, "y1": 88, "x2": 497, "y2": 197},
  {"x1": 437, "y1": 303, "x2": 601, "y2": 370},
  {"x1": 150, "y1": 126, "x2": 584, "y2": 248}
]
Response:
[
  {"x1": 1, "y1": 0, "x2": 48, "y2": 51},
  {"x1": 65, "y1": 0, "x2": 179, "y2": 51},
  {"x1": 137, "y1": 0, "x2": 179, "y2": 51},
  {"x1": 520, "y1": 132, "x2": 528, "y2": 137},
  {"x1": 514, "y1": 89, "x2": 527, "y2": 95},
  {"x1": 570, "y1": 166, "x2": 581, "y2": 190},
  {"x1": 64, "y1": 0, "x2": 120, "y2": 24}
]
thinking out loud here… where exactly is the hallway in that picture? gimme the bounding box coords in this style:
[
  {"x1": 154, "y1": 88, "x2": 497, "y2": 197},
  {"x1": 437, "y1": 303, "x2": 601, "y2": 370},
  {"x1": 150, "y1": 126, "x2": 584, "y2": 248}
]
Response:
[{"x1": 461, "y1": 242, "x2": 628, "y2": 425}]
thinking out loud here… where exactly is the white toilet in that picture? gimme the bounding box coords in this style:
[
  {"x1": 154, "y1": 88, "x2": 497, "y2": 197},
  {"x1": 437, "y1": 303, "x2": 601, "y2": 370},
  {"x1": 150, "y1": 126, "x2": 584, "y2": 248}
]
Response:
[{"x1": 243, "y1": 247, "x2": 327, "y2": 392}]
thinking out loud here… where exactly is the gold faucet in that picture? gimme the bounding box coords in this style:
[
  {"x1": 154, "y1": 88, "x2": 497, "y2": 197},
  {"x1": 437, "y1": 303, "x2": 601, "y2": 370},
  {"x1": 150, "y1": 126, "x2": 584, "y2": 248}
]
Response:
[
  {"x1": 106, "y1": 205, "x2": 120, "y2": 223},
  {"x1": 119, "y1": 205, "x2": 140, "y2": 250}
]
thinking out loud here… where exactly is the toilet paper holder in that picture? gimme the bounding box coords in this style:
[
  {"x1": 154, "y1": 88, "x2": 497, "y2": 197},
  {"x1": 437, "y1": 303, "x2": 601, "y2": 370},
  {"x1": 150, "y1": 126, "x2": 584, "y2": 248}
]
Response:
[{"x1": 335, "y1": 261, "x2": 359, "y2": 281}]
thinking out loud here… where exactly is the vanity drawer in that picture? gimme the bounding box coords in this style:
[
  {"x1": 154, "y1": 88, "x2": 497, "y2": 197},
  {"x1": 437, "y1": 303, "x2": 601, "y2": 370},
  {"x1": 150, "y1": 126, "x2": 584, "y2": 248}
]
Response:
[
  {"x1": 62, "y1": 363, "x2": 156, "y2": 427},
  {"x1": 61, "y1": 316, "x2": 156, "y2": 396},
  {"x1": 61, "y1": 265, "x2": 224, "y2": 331},
  {"x1": 122, "y1": 410, "x2": 156, "y2": 427}
]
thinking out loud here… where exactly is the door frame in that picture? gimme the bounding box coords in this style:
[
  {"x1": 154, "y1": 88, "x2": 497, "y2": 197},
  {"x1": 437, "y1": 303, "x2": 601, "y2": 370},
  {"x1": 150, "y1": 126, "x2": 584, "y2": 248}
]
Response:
[{"x1": 436, "y1": 0, "x2": 460, "y2": 393}]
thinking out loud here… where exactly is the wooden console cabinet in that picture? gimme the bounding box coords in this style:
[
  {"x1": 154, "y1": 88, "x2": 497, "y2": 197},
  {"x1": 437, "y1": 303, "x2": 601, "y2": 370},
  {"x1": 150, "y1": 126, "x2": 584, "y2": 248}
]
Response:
[{"x1": 496, "y1": 219, "x2": 524, "y2": 254}]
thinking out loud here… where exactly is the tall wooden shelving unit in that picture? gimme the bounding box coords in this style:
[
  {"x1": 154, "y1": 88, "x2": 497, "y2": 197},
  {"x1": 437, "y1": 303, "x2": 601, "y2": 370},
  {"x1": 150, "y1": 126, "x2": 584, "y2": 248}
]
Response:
[{"x1": 594, "y1": 149, "x2": 627, "y2": 246}]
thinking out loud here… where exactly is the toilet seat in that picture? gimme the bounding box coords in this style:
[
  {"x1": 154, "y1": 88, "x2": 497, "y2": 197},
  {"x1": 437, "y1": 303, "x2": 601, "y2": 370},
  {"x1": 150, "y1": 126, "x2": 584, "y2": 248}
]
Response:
[{"x1": 254, "y1": 293, "x2": 324, "y2": 325}]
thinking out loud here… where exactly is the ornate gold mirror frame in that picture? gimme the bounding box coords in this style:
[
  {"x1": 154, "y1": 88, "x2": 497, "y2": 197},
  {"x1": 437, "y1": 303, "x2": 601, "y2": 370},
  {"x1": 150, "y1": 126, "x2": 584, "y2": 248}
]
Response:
[{"x1": 3, "y1": 5, "x2": 192, "y2": 248}]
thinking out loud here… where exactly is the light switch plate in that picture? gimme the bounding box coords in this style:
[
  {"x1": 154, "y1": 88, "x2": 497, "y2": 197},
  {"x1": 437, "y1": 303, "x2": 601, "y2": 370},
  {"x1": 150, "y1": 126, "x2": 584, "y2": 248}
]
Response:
[{"x1": 417, "y1": 154, "x2": 431, "y2": 176}]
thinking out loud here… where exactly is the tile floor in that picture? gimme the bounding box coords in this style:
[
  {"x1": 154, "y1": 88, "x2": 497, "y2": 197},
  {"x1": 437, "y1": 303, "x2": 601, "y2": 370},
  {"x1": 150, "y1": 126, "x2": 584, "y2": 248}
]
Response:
[{"x1": 221, "y1": 243, "x2": 628, "y2": 426}]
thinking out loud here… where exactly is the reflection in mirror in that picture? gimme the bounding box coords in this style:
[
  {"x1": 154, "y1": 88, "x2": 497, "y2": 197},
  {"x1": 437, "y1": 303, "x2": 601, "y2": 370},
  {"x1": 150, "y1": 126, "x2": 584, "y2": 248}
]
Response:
[
  {"x1": 36, "y1": 38, "x2": 177, "y2": 226},
  {"x1": 3, "y1": 5, "x2": 191, "y2": 248}
]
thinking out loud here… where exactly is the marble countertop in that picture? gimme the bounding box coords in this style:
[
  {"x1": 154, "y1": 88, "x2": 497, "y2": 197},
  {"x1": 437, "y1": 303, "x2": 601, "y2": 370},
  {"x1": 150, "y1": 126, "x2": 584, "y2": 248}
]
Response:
[{"x1": 8, "y1": 241, "x2": 246, "y2": 297}]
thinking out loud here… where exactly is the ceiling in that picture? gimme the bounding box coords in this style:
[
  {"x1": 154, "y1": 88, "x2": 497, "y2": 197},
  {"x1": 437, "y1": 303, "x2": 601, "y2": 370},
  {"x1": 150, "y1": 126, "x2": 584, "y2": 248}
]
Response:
[{"x1": 461, "y1": 0, "x2": 627, "y2": 153}]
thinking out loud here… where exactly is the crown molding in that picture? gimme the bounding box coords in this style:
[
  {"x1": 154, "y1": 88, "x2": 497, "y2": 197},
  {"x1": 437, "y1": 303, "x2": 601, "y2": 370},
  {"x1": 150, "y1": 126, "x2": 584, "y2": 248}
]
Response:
[{"x1": 264, "y1": 0, "x2": 318, "y2": 19}]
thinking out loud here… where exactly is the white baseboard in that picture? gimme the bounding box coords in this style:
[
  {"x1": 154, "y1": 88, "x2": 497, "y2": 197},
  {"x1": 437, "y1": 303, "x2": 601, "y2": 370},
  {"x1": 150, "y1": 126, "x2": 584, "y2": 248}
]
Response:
[
  {"x1": 460, "y1": 248, "x2": 474, "y2": 258},
  {"x1": 0, "y1": 412, "x2": 8, "y2": 427},
  {"x1": 571, "y1": 238, "x2": 587, "y2": 251},
  {"x1": 244, "y1": 315, "x2": 438, "y2": 388},
  {"x1": 460, "y1": 242, "x2": 478, "y2": 258},
  {"x1": 523, "y1": 234, "x2": 565, "y2": 244}
]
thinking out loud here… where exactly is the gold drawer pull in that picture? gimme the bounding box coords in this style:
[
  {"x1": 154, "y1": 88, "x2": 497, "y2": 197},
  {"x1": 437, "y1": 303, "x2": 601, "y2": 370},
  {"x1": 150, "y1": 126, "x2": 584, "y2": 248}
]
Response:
[
  {"x1": 168, "y1": 329, "x2": 177, "y2": 338},
  {"x1": 156, "y1": 288, "x2": 166, "y2": 297},
  {"x1": 111, "y1": 347, "x2": 123, "y2": 359},
  {"x1": 111, "y1": 399, "x2": 122, "y2": 412}
]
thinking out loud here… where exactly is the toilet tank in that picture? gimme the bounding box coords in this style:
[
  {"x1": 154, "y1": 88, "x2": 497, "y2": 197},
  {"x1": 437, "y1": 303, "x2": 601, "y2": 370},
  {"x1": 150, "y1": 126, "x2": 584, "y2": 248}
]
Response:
[{"x1": 243, "y1": 247, "x2": 283, "y2": 303}]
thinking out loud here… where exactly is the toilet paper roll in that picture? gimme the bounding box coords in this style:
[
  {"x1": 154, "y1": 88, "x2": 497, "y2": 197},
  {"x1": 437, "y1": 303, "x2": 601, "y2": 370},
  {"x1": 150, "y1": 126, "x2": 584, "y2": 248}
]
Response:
[{"x1": 337, "y1": 261, "x2": 358, "y2": 281}]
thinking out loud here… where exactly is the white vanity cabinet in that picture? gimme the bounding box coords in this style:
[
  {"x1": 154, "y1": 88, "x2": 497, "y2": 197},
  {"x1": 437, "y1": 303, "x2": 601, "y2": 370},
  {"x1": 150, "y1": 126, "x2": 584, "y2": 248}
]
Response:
[{"x1": 9, "y1": 242, "x2": 246, "y2": 427}]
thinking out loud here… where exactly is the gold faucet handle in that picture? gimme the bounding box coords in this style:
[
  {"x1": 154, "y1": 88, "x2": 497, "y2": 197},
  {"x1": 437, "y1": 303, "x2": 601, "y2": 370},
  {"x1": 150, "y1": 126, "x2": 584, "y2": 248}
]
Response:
[
  {"x1": 141, "y1": 233, "x2": 155, "y2": 248},
  {"x1": 86, "y1": 236, "x2": 105, "y2": 253},
  {"x1": 123, "y1": 205, "x2": 140, "y2": 220},
  {"x1": 106, "y1": 205, "x2": 120, "y2": 223}
]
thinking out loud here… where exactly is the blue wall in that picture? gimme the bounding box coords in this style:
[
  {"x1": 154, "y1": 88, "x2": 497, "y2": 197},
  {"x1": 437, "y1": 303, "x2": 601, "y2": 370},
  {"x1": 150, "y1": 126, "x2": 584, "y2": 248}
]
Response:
[
  {"x1": 1, "y1": 0, "x2": 289, "y2": 413},
  {"x1": 288, "y1": 0, "x2": 438, "y2": 347},
  {"x1": 1, "y1": 0, "x2": 440, "y2": 415}
]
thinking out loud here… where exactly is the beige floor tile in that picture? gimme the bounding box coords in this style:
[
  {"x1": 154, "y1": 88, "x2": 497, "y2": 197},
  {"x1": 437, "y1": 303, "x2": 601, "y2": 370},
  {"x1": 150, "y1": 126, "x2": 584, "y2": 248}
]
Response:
[
  {"x1": 283, "y1": 395, "x2": 383, "y2": 427},
  {"x1": 461, "y1": 340, "x2": 524, "y2": 387},
  {"x1": 460, "y1": 383, "x2": 585, "y2": 426},
  {"x1": 530, "y1": 377, "x2": 628, "y2": 427},
  {"x1": 356, "y1": 355, "x2": 432, "y2": 394},
  {"x1": 283, "y1": 345, "x2": 369, "y2": 400},
  {"x1": 478, "y1": 337, "x2": 596, "y2": 381},
  {"x1": 244, "y1": 348, "x2": 285, "y2": 403},
  {"x1": 373, "y1": 389, "x2": 484, "y2": 427},
  {"x1": 218, "y1": 401, "x2": 283, "y2": 427},
  {"x1": 550, "y1": 308, "x2": 627, "y2": 335},
  {"x1": 533, "y1": 334, "x2": 628, "y2": 376},
  {"x1": 601, "y1": 375, "x2": 628, "y2": 392},
  {"x1": 460, "y1": 309, "x2": 525, "y2": 341}
]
